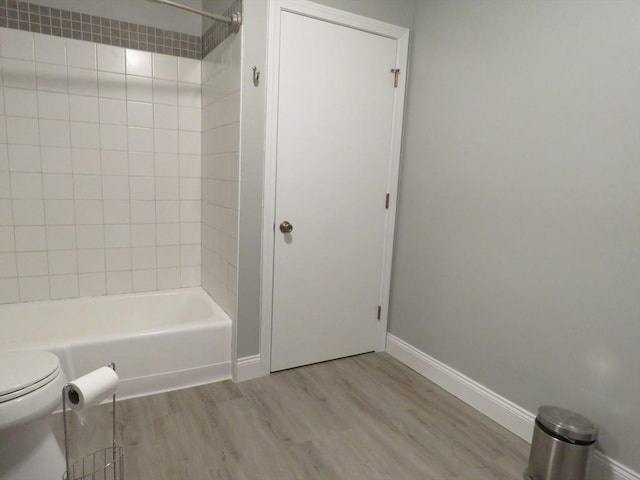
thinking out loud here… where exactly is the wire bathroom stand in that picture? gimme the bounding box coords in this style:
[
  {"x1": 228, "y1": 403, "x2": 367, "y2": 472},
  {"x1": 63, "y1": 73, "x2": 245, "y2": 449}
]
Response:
[{"x1": 61, "y1": 363, "x2": 124, "y2": 480}]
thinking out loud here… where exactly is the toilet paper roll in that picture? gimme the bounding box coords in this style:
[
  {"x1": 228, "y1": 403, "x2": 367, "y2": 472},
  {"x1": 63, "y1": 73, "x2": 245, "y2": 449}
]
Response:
[{"x1": 66, "y1": 366, "x2": 118, "y2": 412}]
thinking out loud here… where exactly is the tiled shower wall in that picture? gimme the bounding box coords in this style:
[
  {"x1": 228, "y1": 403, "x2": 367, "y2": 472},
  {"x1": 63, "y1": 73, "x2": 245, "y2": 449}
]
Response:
[
  {"x1": 0, "y1": 27, "x2": 203, "y2": 303},
  {"x1": 201, "y1": 33, "x2": 240, "y2": 318}
]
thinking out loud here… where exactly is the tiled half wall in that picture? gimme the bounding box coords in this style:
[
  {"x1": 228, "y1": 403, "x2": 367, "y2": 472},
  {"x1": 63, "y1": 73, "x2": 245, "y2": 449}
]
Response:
[{"x1": 0, "y1": 27, "x2": 204, "y2": 302}]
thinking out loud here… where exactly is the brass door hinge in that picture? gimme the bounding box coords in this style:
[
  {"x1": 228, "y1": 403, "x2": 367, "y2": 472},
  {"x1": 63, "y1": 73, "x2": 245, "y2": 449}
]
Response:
[
  {"x1": 385, "y1": 193, "x2": 390, "y2": 209},
  {"x1": 390, "y1": 68, "x2": 400, "y2": 88},
  {"x1": 377, "y1": 305, "x2": 382, "y2": 320}
]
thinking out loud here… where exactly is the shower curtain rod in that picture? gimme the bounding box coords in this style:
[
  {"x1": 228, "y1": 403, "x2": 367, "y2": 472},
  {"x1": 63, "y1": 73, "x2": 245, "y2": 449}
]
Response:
[{"x1": 146, "y1": 0, "x2": 242, "y2": 32}]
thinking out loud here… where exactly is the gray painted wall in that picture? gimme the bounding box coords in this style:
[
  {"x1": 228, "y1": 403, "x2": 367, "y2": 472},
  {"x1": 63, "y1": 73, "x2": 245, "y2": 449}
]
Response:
[
  {"x1": 235, "y1": 0, "x2": 416, "y2": 358},
  {"x1": 390, "y1": 0, "x2": 640, "y2": 471},
  {"x1": 33, "y1": 0, "x2": 204, "y2": 35}
]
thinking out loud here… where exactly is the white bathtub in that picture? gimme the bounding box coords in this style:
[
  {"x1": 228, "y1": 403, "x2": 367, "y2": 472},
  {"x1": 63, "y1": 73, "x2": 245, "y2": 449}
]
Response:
[{"x1": 0, "y1": 288, "x2": 231, "y2": 400}]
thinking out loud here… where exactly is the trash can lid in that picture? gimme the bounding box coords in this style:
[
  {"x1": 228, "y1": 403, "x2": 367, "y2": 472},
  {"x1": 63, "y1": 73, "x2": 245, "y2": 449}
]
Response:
[{"x1": 537, "y1": 406, "x2": 598, "y2": 442}]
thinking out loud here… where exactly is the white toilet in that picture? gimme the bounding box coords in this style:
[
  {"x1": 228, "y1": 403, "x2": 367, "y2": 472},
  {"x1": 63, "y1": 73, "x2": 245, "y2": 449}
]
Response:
[{"x1": 0, "y1": 351, "x2": 67, "y2": 480}]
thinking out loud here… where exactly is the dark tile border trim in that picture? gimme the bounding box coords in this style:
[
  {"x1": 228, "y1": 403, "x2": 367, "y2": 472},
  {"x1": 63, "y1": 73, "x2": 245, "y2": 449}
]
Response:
[
  {"x1": 0, "y1": 0, "x2": 241, "y2": 59},
  {"x1": 202, "y1": 0, "x2": 242, "y2": 58}
]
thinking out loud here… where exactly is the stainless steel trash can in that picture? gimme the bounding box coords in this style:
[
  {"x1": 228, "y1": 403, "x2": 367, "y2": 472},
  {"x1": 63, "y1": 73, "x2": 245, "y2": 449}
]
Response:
[{"x1": 524, "y1": 406, "x2": 597, "y2": 480}]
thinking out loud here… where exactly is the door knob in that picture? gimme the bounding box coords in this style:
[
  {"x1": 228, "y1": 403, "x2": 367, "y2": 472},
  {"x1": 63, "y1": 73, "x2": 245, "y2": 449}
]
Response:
[{"x1": 279, "y1": 221, "x2": 293, "y2": 233}]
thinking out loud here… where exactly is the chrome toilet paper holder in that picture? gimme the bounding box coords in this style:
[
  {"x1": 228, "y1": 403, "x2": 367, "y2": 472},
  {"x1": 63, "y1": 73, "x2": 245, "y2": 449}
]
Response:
[{"x1": 62, "y1": 362, "x2": 124, "y2": 480}]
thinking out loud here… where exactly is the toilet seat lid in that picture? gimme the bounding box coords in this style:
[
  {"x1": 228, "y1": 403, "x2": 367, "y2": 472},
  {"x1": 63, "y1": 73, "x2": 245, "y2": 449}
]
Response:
[{"x1": 0, "y1": 351, "x2": 61, "y2": 401}]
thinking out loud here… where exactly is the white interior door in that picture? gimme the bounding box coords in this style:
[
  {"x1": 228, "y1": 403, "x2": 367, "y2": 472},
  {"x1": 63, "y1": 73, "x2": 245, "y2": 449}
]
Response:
[{"x1": 270, "y1": 10, "x2": 402, "y2": 372}]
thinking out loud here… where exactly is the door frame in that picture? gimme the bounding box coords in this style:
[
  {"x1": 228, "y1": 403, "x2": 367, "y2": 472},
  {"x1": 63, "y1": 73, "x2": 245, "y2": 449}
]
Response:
[{"x1": 260, "y1": 0, "x2": 410, "y2": 375}]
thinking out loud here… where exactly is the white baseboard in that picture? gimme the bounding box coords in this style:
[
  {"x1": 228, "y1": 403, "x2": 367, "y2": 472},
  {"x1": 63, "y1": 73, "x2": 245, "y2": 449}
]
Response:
[
  {"x1": 385, "y1": 333, "x2": 639, "y2": 480},
  {"x1": 234, "y1": 354, "x2": 263, "y2": 382}
]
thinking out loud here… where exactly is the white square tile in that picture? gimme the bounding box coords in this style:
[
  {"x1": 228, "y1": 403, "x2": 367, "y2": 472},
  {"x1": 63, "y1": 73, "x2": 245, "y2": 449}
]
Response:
[
  {"x1": 132, "y1": 269, "x2": 157, "y2": 292},
  {"x1": 44, "y1": 199, "x2": 74, "y2": 225},
  {"x1": 152, "y1": 54, "x2": 177, "y2": 81},
  {"x1": 73, "y1": 174, "x2": 102, "y2": 199},
  {"x1": 68, "y1": 67, "x2": 98, "y2": 96},
  {"x1": 6, "y1": 117, "x2": 39, "y2": 145},
  {"x1": 99, "y1": 98, "x2": 127, "y2": 125},
  {"x1": 101, "y1": 150, "x2": 128, "y2": 176},
  {"x1": 4, "y1": 88, "x2": 38, "y2": 117},
  {"x1": 10, "y1": 172, "x2": 43, "y2": 199},
  {"x1": 77, "y1": 249, "x2": 105, "y2": 273},
  {"x1": 75, "y1": 200, "x2": 103, "y2": 225},
  {"x1": 106, "y1": 270, "x2": 132, "y2": 294},
  {"x1": 42, "y1": 147, "x2": 72, "y2": 174},
  {"x1": 180, "y1": 177, "x2": 200, "y2": 200},
  {"x1": 153, "y1": 129, "x2": 179, "y2": 153},
  {"x1": 153, "y1": 104, "x2": 178, "y2": 130},
  {"x1": 131, "y1": 224, "x2": 155, "y2": 247},
  {"x1": 155, "y1": 153, "x2": 180, "y2": 177},
  {"x1": 178, "y1": 82, "x2": 201, "y2": 107},
  {"x1": 157, "y1": 267, "x2": 180, "y2": 290},
  {"x1": 103, "y1": 200, "x2": 130, "y2": 224},
  {"x1": 69, "y1": 95, "x2": 99, "y2": 122},
  {"x1": 100, "y1": 125, "x2": 128, "y2": 151},
  {"x1": 181, "y1": 222, "x2": 201, "y2": 245},
  {"x1": 177, "y1": 57, "x2": 201, "y2": 84},
  {"x1": 156, "y1": 200, "x2": 179, "y2": 223},
  {"x1": 129, "y1": 176, "x2": 154, "y2": 200},
  {"x1": 98, "y1": 71, "x2": 126, "y2": 99},
  {"x1": 76, "y1": 225, "x2": 105, "y2": 249},
  {"x1": 0, "y1": 226, "x2": 15, "y2": 251},
  {"x1": 1, "y1": 59, "x2": 36, "y2": 89},
  {"x1": 1, "y1": 172, "x2": 11, "y2": 199},
  {"x1": 71, "y1": 149, "x2": 101, "y2": 174},
  {"x1": 155, "y1": 177, "x2": 179, "y2": 200},
  {"x1": 127, "y1": 101, "x2": 153, "y2": 127},
  {"x1": 178, "y1": 106, "x2": 200, "y2": 132},
  {"x1": 104, "y1": 224, "x2": 130, "y2": 248},
  {"x1": 156, "y1": 223, "x2": 179, "y2": 246},
  {"x1": 97, "y1": 44, "x2": 125, "y2": 73},
  {"x1": 0, "y1": 29, "x2": 34, "y2": 60},
  {"x1": 66, "y1": 39, "x2": 97, "y2": 69},
  {"x1": 0, "y1": 252, "x2": 17, "y2": 278},
  {"x1": 50, "y1": 274, "x2": 79, "y2": 299},
  {"x1": 179, "y1": 154, "x2": 200, "y2": 177},
  {"x1": 126, "y1": 75, "x2": 152, "y2": 102},
  {"x1": 35, "y1": 34, "x2": 66, "y2": 65},
  {"x1": 14, "y1": 225, "x2": 46, "y2": 251},
  {"x1": 130, "y1": 201, "x2": 155, "y2": 223},
  {"x1": 157, "y1": 245, "x2": 180, "y2": 267},
  {"x1": 131, "y1": 247, "x2": 156, "y2": 269},
  {"x1": 181, "y1": 265, "x2": 200, "y2": 287},
  {"x1": 36, "y1": 63, "x2": 68, "y2": 93},
  {"x1": 180, "y1": 200, "x2": 200, "y2": 223},
  {"x1": 17, "y1": 251, "x2": 48, "y2": 276},
  {"x1": 19, "y1": 276, "x2": 50, "y2": 301},
  {"x1": 0, "y1": 200, "x2": 12, "y2": 225},
  {"x1": 128, "y1": 152, "x2": 154, "y2": 177},
  {"x1": 40, "y1": 119, "x2": 71, "y2": 147},
  {"x1": 39, "y1": 92, "x2": 70, "y2": 120},
  {"x1": 48, "y1": 250, "x2": 78, "y2": 275},
  {"x1": 11, "y1": 199, "x2": 44, "y2": 225},
  {"x1": 70, "y1": 122, "x2": 100, "y2": 149},
  {"x1": 102, "y1": 176, "x2": 129, "y2": 200},
  {"x1": 128, "y1": 127, "x2": 153, "y2": 152},
  {"x1": 126, "y1": 50, "x2": 152, "y2": 77},
  {"x1": 152, "y1": 79, "x2": 178, "y2": 105},
  {"x1": 8, "y1": 145, "x2": 41, "y2": 172},
  {"x1": 0, "y1": 278, "x2": 20, "y2": 303},
  {"x1": 43, "y1": 174, "x2": 73, "y2": 199},
  {"x1": 180, "y1": 244, "x2": 200, "y2": 266},
  {"x1": 78, "y1": 272, "x2": 106, "y2": 296},
  {"x1": 105, "y1": 247, "x2": 131, "y2": 271},
  {"x1": 46, "y1": 225, "x2": 76, "y2": 250}
]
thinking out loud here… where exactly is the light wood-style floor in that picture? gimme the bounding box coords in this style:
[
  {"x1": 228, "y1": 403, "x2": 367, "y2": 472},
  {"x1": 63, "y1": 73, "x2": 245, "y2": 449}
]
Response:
[{"x1": 50, "y1": 353, "x2": 529, "y2": 479}]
